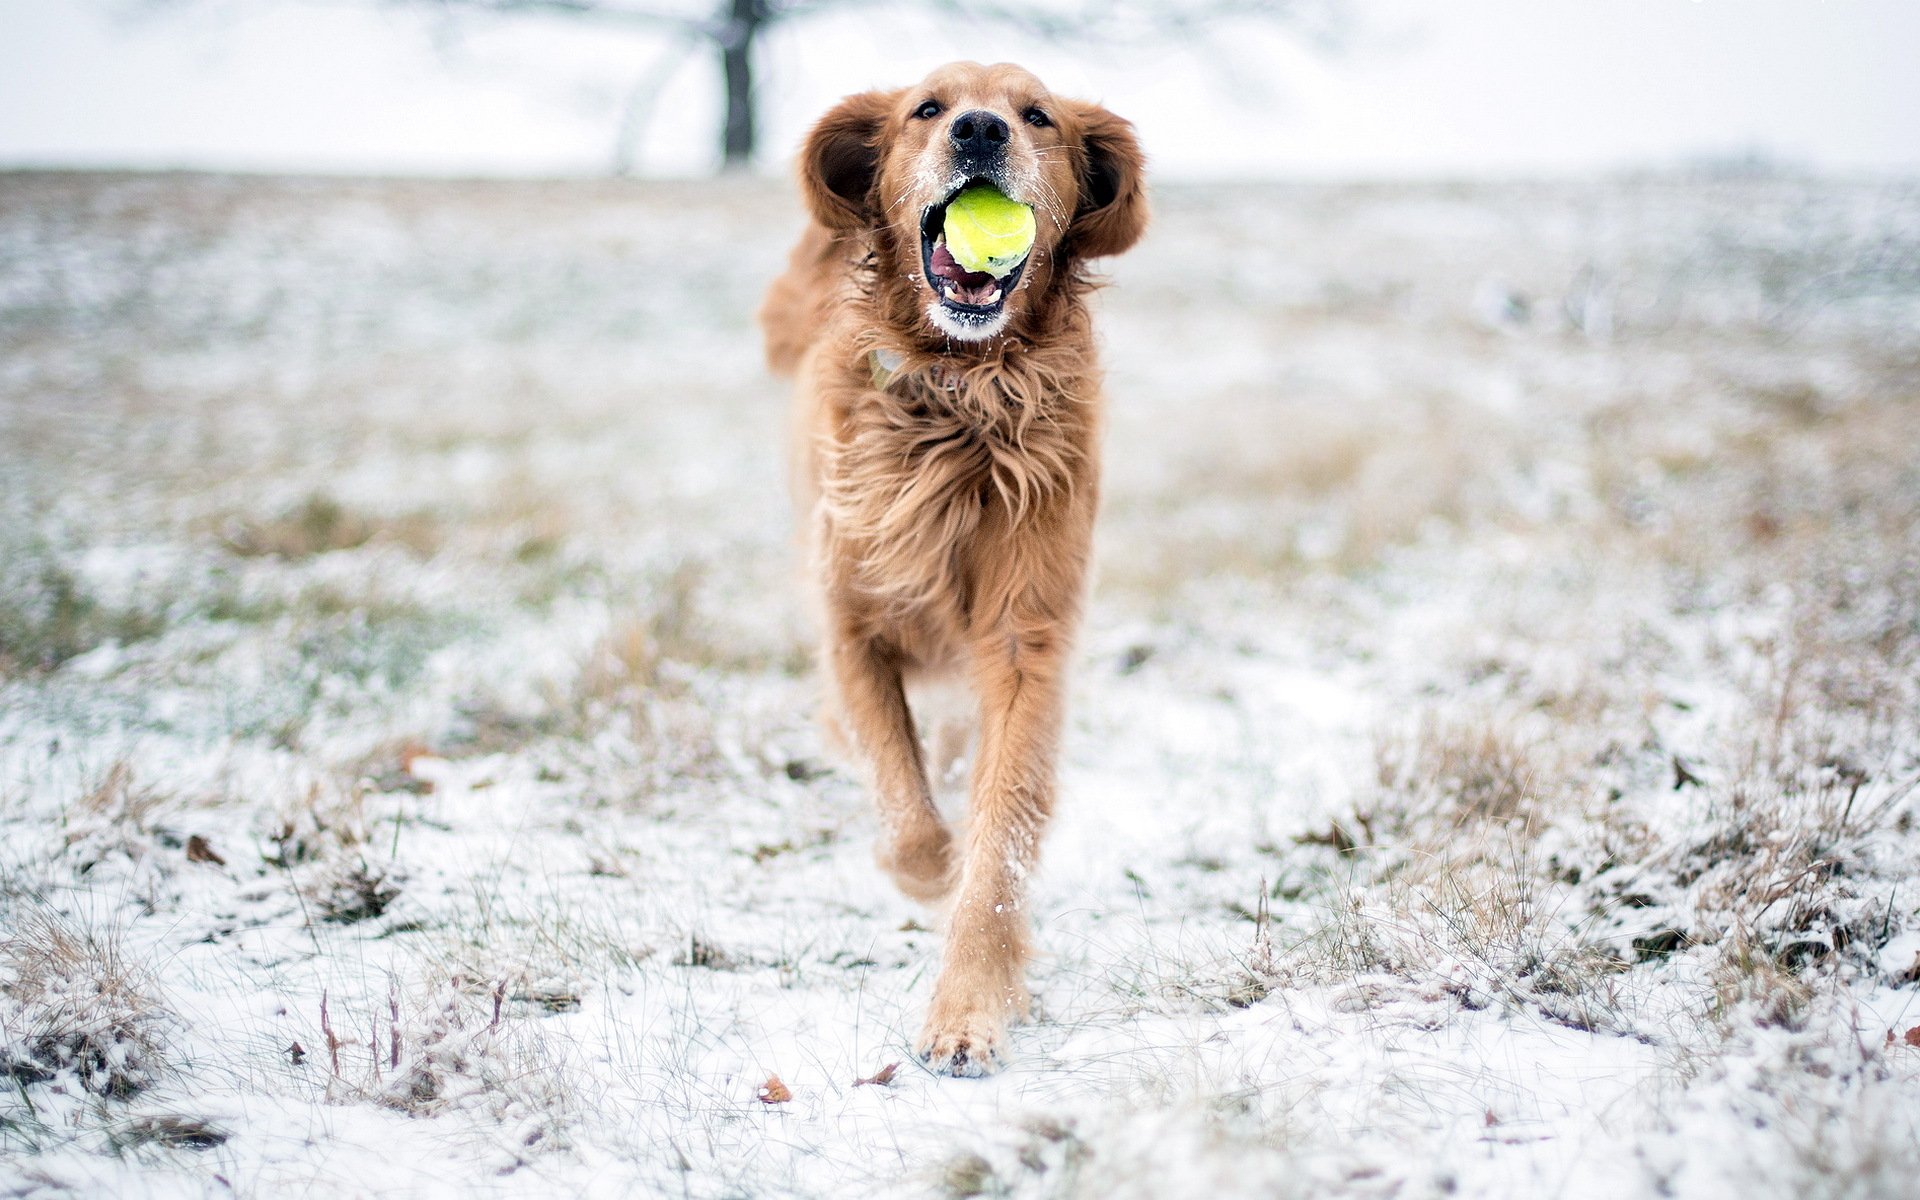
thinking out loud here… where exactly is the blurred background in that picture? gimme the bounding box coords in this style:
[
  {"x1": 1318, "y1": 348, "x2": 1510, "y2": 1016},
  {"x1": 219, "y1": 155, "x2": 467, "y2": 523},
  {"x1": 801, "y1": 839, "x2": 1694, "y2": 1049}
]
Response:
[{"x1": 3, "y1": 0, "x2": 1918, "y2": 179}]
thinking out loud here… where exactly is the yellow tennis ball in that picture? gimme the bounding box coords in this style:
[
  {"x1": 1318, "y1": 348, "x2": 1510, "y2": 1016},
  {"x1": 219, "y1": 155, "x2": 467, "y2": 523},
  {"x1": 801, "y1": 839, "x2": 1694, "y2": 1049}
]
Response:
[{"x1": 943, "y1": 185, "x2": 1036, "y2": 277}]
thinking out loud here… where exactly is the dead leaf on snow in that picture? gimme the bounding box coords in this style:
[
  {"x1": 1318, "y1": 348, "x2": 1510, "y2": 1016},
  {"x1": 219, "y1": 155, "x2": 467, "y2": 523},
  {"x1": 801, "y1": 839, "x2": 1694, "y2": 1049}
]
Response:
[
  {"x1": 1904, "y1": 1026, "x2": 1920, "y2": 1048},
  {"x1": 757, "y1": 1074, "x2": 791, "y2": 1104},
  {"x1": 185, "y1": 835, "x2": 225, "y2": 866},
  {"x1": 854, "y1": 1062, "x2": 900, "y2": 1087}
]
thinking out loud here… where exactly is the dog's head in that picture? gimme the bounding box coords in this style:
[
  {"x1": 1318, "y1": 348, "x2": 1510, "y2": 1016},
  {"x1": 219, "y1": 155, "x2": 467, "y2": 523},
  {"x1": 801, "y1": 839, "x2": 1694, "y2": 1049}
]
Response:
[{"x1": 799, "y1": 61, "x2": 1147, "y2": 344}]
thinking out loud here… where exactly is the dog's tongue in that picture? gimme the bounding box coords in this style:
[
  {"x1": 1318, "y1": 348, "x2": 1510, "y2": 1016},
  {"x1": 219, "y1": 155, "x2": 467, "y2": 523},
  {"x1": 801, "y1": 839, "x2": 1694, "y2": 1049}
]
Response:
[
  {"x1": 930, "y1": 242, "x2": 1001, "y2": 305},
  {"x1": 931, "y1": 242, "x2": 993, "y2": 289}
]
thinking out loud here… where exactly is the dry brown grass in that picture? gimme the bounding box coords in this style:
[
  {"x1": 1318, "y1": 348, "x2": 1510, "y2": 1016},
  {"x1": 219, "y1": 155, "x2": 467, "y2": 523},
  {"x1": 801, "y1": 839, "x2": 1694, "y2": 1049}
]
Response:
[
  {"x1": 1372, "y1": 713, "x2": 1552, "y2": 832},
  {"x1": 57, "y1": 762, "x2": 180, "y2": 889},
  {"x1": 275, "y1": 976, "x2": 582, "y2": 1166},
  {"x1": 0, "y1": 550, "x2": 167, "y2": 676},
  {"x1": 218, "y1": 493, "x2": 442, "y2": 560},
  {"x1": 0, "y1": 905, "x2": 169, "y2": 1101}
]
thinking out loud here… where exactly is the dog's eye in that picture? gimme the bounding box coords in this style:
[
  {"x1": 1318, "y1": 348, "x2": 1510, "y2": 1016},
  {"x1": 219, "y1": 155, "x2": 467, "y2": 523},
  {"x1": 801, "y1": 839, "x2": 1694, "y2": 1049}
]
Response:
[
  {"x1": 914, "y1": 99, "x2": 943, "y2": 120},
  {"x1": 1023, "y1": 107, "x2": 1051, "y2": 129}
]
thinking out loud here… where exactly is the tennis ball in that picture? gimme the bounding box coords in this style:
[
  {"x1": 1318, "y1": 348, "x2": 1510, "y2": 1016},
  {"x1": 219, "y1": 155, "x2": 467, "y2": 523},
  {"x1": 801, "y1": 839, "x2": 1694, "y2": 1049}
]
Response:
[{"x1": 943, "y1": 185, "x2": 1036, "y2": 277}]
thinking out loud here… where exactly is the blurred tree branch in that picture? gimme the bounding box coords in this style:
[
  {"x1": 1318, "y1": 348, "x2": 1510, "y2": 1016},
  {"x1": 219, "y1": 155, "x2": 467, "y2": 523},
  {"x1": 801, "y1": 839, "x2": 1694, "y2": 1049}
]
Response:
[{"x1": 135, "y1": 0, "x2": 1350, "y2": 172}]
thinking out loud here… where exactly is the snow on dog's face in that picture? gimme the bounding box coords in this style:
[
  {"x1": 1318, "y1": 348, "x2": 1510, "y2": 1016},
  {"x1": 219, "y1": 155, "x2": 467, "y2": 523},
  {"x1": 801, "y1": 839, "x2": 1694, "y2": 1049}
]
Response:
[{"x1": 799, "y1": 61, "x2": 1146, "y2": 344}]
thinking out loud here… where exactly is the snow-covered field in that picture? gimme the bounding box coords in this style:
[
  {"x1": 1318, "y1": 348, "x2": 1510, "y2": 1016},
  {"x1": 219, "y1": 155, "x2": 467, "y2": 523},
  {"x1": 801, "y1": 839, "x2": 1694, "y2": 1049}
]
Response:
[{"x1": 2, "y1": 169, "x2": 1918, "y2": 1198}]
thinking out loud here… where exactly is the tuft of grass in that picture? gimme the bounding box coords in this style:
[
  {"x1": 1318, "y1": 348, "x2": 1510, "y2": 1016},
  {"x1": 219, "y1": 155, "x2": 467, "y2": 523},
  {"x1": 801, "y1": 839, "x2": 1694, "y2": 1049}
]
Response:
[
  {"x1": 60, "y1": 762, "x2": 176, "y2": 881},
  {"x1": 1370, "y1": 713, "x2": 1549, "y2": 833},
  {"x1": 219, "y1": 493, "x2": 440, "y2": 560},
  {"x1": 673, "y1": 933, "x2": 741, "y2": 971},
  {"x1": 315, "y1": 861, "x2": 403, "y2": 925},
  {"x1": 111, "y1": 1114, "x2": 230, "y2": 1151},
  {"x1": 295, "y1": 979, "x2": 579, "y2": 1160},
  {"x1": 1709, "y1": 928, "x2": 1815, "y2": 1031},
  {"x1": 937, "y1": 1152, "x2": 1002, "y2": 1199},
  {"x1": 264, "y1": 781, "x2": 370, "y2": 870},
  {"x1": 0, "y1": 905, "x2": 170, "y2": 1102},
  {"x1": 0, "y1": 548, "x2": 166, "y2": 675}
]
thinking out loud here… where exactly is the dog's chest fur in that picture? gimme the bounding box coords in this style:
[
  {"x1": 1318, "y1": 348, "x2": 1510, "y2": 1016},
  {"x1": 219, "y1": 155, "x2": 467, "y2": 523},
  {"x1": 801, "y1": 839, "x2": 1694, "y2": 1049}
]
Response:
[{"x1": 820, "y1": 356, "x2": 1093, "y2": 622}]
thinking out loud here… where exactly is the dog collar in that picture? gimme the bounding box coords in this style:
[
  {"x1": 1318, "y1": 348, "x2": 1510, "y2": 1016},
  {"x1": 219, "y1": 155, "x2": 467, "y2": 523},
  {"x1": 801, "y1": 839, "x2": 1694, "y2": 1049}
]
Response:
[
  {"x1": 869, "y1": 348, "x2": 906, "y2": 389},
  {"x1": 870, "y1": 348, "x2": 967, "y2": 395}
]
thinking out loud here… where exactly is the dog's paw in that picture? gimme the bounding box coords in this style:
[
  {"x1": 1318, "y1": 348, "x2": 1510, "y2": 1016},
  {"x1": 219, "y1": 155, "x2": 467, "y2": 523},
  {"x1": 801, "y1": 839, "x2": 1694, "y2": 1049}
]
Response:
[
  {"x1": 876, "y1": 824, "x2": 955, "y2": 903},
  {"x1": 917, "y1": 1011, "x2": 1008, "y2": 1077},
  {"x1": 917, "y1": 974, "x2": 1029, "y2": 1077}
]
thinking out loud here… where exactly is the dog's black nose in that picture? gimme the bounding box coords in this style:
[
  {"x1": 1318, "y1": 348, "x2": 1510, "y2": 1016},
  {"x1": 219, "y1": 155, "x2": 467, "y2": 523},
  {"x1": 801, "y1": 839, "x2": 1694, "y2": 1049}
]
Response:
[{"x1": 949, "y1": 110, "x2": 1010, "y2": 157}]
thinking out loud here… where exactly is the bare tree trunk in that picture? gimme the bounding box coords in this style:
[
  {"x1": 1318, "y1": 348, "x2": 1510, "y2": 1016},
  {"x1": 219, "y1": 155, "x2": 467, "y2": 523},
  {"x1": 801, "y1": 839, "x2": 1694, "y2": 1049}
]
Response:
[{"x1": 720, "y1": 0, "x2": 760, "y2": 170}]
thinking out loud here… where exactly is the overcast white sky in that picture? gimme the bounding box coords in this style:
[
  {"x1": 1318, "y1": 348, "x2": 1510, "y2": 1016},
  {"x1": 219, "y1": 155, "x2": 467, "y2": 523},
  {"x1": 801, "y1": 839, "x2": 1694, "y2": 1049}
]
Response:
[{"x1": 1, "y1": 0, "x2": 1915, "y2": 179}]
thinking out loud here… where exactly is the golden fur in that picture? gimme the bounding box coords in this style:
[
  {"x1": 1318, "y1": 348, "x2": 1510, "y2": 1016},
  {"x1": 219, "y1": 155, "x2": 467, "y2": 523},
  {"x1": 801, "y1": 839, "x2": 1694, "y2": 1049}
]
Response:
[{"x1": 759, "y1": 62, "x2": 1147, "y2": 1074}]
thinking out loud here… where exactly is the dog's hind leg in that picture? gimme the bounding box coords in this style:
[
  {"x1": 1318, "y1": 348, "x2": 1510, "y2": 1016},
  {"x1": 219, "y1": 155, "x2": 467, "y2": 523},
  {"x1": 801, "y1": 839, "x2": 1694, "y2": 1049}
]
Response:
[{"x1": 827, "y1": 626, "x2": 955, "y2": 904}]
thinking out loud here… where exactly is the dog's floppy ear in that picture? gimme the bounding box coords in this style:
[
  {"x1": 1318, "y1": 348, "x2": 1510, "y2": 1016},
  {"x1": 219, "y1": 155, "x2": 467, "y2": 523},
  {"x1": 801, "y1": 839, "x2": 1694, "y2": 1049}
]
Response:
[
  {"x1": 1068, "y1": 103, "x2": 1148, "y2": 259},
  {"x1": 799, "y1": 88, "x2": 901, "y2": 232}
]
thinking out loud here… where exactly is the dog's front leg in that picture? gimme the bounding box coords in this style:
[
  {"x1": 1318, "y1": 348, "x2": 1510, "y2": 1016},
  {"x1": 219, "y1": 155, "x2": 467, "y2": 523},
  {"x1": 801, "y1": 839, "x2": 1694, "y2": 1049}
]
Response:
[
  {"x1": 918, "y1": 622, "x2": 1066, "y2": 1075},
  {"x1": 827, "y1": 623, "x2": 955, "y2": 903}
]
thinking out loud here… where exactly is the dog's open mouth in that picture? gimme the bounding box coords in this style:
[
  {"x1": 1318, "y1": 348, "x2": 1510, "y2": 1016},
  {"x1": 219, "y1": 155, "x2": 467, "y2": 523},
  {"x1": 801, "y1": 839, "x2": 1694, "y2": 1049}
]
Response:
[{"x1": 920, "y1": 180, "x2": 1031, "y2": 325}]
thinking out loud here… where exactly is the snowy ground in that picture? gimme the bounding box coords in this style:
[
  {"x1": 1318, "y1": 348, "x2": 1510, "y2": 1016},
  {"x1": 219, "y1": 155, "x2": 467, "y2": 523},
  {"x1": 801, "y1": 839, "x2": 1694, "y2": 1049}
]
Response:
[{"x1": 2, "y1": 169, "x2": 1918, "y2": 1198}]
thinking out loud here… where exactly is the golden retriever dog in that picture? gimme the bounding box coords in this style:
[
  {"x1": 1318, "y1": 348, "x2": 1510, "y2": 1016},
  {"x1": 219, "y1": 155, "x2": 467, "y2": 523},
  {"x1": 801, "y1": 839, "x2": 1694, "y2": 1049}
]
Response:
[{"x1": 759, "y1": 61, "x2": 1146, "y2": 1074}]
